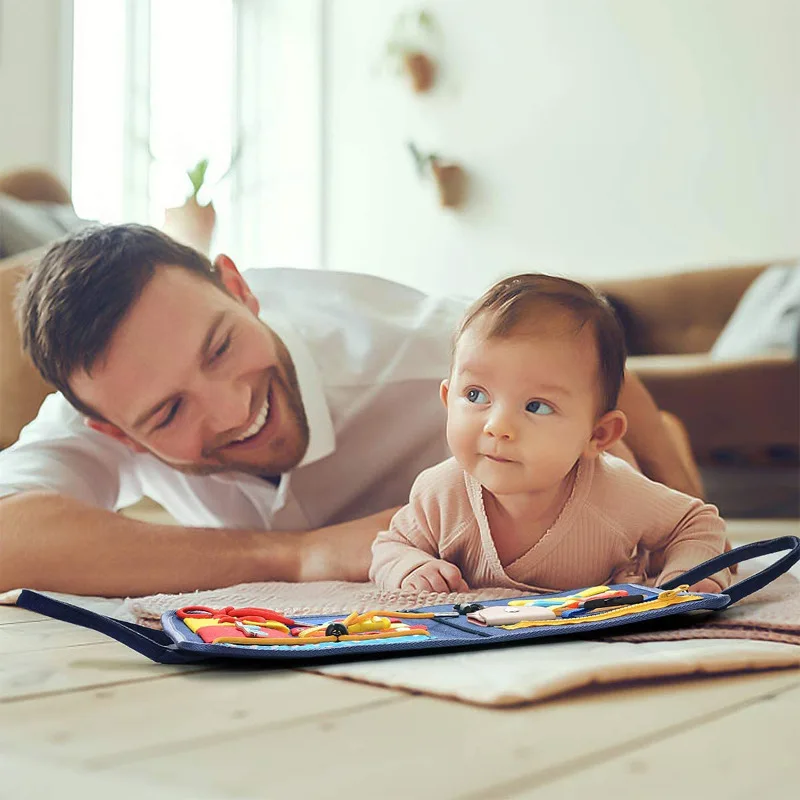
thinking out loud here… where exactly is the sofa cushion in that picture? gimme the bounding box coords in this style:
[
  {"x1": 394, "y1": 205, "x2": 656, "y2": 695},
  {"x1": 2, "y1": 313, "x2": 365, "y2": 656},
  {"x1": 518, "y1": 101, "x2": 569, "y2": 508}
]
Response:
[
  {"x1": 0, "y1": 194, "x2": 91, "y2": 258},
  {"x1": 0, "y1": 253, "x2": 54, "y2": 449},
  {"x1": 711, "y1": 262, "x2": 800, "y2": 360}
]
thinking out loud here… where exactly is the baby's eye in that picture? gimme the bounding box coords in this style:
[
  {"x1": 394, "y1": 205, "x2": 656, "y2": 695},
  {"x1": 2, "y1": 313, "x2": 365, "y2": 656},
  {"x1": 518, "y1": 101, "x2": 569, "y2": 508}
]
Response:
[
  {"x1": 466, "y1": 388, "x2": 488, "y2": 404},
  {"x1": 526, "y1": 400, "x2": 554, "y2": 415}
]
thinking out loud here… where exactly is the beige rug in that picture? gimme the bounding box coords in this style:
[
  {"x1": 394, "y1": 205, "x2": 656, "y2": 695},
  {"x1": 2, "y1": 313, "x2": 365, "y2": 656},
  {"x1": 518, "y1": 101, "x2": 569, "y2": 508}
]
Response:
[
  {"x1": 126, "y1": 567, "x2": 800, "y2": 645},
  {"x1": 122, "y1": 562, "x2": 800, "y2": 707},
  {"x1": 126, "y1": 583, "x2": 525, "y2": 626}
]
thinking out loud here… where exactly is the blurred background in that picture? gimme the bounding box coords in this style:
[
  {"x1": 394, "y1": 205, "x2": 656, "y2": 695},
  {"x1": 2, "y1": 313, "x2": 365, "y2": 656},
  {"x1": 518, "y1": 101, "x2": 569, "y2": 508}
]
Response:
[
  {"x1": 0, "y1": 0, "x2": 798, "y2": 516},
  {"x1": 3, "y1": 0, "x2": 799, "y2": 290}
]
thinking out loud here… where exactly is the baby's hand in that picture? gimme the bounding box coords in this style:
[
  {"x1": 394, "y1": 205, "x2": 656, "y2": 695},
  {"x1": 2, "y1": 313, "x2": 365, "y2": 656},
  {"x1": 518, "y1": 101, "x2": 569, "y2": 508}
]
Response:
[
  {"x1": 689, "y1": 578, "x2": 722, "y2": 594},
  {"x1": 401, "y1": 560, "x2": 469, "y2": 593}
]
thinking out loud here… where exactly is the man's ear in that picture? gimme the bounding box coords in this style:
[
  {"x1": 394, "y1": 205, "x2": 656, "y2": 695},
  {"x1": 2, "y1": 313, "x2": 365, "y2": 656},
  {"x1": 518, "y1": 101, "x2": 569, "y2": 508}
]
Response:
[
  {"x1": 584, "y1": 409, "x2": 628, "y2": 459},
  {"x1": 213, "y1": 254, "x2": 259, "y2": 315},
  {"x1": 85, "y1": 418, "x2": 149, "y2": 454},
  {"x1": 439, "y1": 379, "x2": 450, "y2": 409}
]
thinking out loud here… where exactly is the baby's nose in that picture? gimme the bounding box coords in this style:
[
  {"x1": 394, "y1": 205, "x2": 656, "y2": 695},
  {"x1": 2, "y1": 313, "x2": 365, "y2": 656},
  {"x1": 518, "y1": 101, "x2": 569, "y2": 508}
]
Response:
[{"x1": 483, "y1": 410, "x2": 515, "y2": 440}]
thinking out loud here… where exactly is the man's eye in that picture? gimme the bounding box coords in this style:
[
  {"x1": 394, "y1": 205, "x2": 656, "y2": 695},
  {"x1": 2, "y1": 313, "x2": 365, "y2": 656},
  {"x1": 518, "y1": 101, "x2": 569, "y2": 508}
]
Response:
[
  {"x1": 526, "y1": 400, "x2": 554, "y2": 415},
  {"x1": 154, "y1": 399, "x2": 182, "y2": 430},
  {"x1": 466, "y1": 388, "x2": 488, "y2": 404},
  {"x1": 211, "y1": 335, "x2": 231, "y2": 362}
]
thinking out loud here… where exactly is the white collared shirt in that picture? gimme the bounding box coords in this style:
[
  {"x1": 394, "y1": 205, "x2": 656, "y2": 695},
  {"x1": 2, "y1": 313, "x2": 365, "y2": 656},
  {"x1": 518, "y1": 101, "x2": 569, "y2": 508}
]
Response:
[{"x1": 0, "y1": 269, "x2": 466, "y2": 531}]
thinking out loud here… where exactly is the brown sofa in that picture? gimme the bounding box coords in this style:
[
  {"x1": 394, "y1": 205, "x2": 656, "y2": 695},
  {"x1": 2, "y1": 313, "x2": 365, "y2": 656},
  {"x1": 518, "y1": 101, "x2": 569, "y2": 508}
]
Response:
[
  {"x1": 0, "y1": 169, "x2": 66, "y2": 449},
  {"x1": 594, "y1": 266, "x2": 799, "y2": 465},
  {"x1": 1, "y1": 169, "x2": 798, "y2": 470}
]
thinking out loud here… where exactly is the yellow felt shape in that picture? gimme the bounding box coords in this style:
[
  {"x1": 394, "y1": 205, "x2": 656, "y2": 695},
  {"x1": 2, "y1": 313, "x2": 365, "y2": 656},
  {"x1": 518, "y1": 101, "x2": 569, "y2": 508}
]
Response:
[
  {"x1": 348, "y1": 616, "x2": 392, "y2": 633},
  {"x1": 183, "y1": 618, "x2": 235, "y2": 633}
]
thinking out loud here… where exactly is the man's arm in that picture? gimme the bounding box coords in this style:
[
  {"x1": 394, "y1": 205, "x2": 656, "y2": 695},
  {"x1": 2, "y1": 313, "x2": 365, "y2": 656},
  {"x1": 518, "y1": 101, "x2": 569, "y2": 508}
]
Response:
[
  {"x1": 0, "y1": 492, "x2": 394, "y2": 596},
  {"x1": 618, "y1": 369, "x2": 704, "y2": 497}
]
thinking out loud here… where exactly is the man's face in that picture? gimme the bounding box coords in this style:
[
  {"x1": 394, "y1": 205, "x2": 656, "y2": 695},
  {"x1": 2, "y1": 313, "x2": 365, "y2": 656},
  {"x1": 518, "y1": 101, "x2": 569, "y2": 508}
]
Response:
[{"x1": 70, "y1": 262, "x2": 309, "y2": 478}]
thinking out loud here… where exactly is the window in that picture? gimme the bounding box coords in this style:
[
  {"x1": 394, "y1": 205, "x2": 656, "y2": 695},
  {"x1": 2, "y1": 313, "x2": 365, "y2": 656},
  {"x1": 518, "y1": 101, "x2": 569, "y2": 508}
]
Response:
[
  {"x1": 71, "y1": 0, "x2": 321, "y2": 268},
  {"x1": 71, "y1": 0, "x2": 127, "y2": 224}
]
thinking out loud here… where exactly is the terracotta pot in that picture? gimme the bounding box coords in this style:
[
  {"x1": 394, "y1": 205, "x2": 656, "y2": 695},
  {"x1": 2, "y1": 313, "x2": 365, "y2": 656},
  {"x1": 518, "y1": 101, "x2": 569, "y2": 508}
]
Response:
[
  {"x1": 403, "y1": 51, "x2": 436, "y2": 93},
  {"x1": 162, "y1": 196, "x2": 217, "y2": 255},
  {"x1": 431, "y1": 162, "x2": 466, "y2": 209}
]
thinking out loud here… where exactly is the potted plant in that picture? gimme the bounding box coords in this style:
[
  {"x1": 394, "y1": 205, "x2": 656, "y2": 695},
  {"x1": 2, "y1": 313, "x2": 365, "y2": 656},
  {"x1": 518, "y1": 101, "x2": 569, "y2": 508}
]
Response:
[
  {"x1": 408, "y1": 142, "x2": 467, "y2": 209},
  {"x1": 162, "y1": 150, "x2": 239, "y2": 255},
  {"x1": 384, "y1": 9, "x2": 440, "y2": 93}
]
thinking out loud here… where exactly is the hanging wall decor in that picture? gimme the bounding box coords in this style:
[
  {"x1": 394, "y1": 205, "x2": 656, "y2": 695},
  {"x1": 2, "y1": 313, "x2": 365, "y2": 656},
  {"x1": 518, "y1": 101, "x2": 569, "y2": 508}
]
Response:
[
  {"x1": 408, "y1": 142, "x2": 467, "y2": 209},
  {"x1": 384, "y1": 9, "x2": 440, "y2": 94}
]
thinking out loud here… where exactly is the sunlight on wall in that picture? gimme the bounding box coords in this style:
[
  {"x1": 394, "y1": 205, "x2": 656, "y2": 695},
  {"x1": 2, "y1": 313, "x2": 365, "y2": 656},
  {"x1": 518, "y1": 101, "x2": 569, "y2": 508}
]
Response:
[
  {"x1": 71, "y1": 0, "x2": 126, "y2": 222},
  {"x1": 69, "y1": 0, "x2": 320, "y2": 266},
  {"x1": 71, "y1": 0, "x2": 235, "y2": 254},
  {"x1": 149, "y1": 0, "x2": 235, "y2": 242}
]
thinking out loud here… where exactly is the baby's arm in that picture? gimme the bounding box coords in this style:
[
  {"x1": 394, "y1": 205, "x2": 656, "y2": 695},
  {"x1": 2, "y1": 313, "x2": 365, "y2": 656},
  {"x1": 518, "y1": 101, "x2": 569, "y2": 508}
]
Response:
[
  {"x1": 369, "y1": 503, "x2": 439, "y2": 589},
  {"x1": 369, "y1": 493, "x2": 467, "y2": 592},
  {"x1": 641, "y1": 498, "x2": 731, "y2": 591}
]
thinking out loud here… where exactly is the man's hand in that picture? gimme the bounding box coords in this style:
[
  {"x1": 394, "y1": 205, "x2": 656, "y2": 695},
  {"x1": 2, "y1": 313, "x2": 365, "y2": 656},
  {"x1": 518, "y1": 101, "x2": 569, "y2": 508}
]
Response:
[
  {"x1": 689, "y1": 578, "x2": 722, "y2": 594},
  {"x1": 401, "y1": 559, "x2": 469, "y2": 593},
  {"x1": 298, "y1": 507, "x2": 399, "y2": 583},
  {"x1": 617, "y1": 370, "x2": 704, "y2": 498},
  {"x1": 0, "y1": 493, "x2": 397, "y2": 595}
]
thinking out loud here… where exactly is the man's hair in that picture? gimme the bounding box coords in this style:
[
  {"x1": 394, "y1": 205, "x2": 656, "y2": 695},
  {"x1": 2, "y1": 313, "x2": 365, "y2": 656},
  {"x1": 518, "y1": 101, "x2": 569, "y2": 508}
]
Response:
[
  {"x1": 456, "y1": 273, "x2": 627, "y2": 414},
  {"x1": 15, "y1": 223, "x2": 224, "y2": 419}
]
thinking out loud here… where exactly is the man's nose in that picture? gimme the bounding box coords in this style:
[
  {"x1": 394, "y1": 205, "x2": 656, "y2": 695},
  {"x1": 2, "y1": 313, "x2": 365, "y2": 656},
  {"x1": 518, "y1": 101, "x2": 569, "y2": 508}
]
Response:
[
  {"x1": 202, "y1": 381, "x2": 252, "y2": 437},
  {"x1": 483, "y1": 407, "x2": 516, "y2": 440}
]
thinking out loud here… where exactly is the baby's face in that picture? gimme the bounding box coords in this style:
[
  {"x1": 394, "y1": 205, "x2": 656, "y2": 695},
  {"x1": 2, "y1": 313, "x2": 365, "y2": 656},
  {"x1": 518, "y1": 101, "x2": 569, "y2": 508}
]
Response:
[{"x1": 444, "y1": 324, "x2": 603, "y2": 497}]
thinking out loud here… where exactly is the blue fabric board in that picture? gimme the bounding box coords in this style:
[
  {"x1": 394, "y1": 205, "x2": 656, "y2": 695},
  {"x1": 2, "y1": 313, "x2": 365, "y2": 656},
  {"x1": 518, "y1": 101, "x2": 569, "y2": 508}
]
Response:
[
  {"x1": 14, "y1": 536, "x2": 800, "y2": 665},
  {"x1": 160, "y1": 583, "x2": 731, "y2": 662}
]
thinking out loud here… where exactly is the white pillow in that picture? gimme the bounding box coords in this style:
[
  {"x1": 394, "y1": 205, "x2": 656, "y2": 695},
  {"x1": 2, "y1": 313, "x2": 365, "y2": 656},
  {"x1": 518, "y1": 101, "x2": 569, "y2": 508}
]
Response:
[
  {"x1": 710, "y1": 262, "x2": 800, "y2": 360},
  {"x1": 0, "y1": 194, "x2": 92, "y2": 258}
]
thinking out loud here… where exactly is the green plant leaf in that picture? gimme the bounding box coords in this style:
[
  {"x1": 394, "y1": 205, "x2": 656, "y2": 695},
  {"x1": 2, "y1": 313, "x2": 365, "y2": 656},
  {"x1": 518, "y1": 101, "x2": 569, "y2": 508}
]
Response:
[
  {"x1": 407, "y1": 141, "x2": 432, "y2": 178},
  {"x1": 187, "y1": 158, "x2": 210, "y2": 197}
]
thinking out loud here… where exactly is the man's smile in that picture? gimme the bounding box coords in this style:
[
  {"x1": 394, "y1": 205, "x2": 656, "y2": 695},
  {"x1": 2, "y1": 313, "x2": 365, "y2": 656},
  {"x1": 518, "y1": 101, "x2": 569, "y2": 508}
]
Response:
[
  {"x1": 231, "y1": 392, "x2": 271, "y2": 444},
  {"x1": 219, "y1": 384, "x2": 277, "y2": 454}
]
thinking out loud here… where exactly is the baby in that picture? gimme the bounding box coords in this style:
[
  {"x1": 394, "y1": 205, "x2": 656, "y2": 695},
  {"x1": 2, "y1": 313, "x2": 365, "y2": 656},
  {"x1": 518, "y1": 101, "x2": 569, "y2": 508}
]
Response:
[{"x1": 370, "y1": 274, "x2": 730, "y2": 594}]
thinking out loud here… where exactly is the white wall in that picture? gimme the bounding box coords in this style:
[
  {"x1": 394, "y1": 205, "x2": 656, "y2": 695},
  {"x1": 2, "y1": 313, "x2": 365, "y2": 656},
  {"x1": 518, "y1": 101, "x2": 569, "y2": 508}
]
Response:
[
  {"x1": 324, "y1": 0, "x2": 800, "y2": 296},
  {"x1": 0, "y1": 0, "x2": 72, "y2": 182}
]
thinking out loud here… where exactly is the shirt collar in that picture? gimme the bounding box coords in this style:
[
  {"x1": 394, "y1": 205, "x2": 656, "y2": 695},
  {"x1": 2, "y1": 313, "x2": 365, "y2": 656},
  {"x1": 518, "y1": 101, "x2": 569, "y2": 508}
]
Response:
[{"x1": 260, "y1": 308, "x2": 335, "y2": 468}]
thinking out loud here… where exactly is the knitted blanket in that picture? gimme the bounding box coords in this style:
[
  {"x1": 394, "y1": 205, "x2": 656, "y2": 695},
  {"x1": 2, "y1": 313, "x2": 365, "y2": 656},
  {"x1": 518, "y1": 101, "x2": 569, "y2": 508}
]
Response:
[{"x1": 126, "y1": 567, "x2": 800, "y2": 645}]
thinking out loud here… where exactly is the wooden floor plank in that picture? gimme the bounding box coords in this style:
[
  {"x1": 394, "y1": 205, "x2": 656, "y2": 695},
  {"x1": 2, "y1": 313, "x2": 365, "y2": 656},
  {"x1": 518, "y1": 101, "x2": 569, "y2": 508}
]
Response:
[
  {"x1": 88, "y1": 671, "x2": 800, "y2": 800},
  {"x1": 0, "y1": 748, "x2": 224, "y2": 800},
  {"x1": 0, "y1": 605, "x2": 45, "y2": 624},
  {"x1": 0, "y1": 603, "x2": 211, "y2": 701},
  {"x1": 1, "y1": 516, "x2": 795, "y2": 798},
  {"x1": 505, "y1": 679, "x2": 800, "y2": 799},
  {"x1": 0, "y1": 618, "x2": 109, "y2": 654},
  {"x1": 0, "y1": 666, "x2": 403, "y2": 763},
  {"x1": 0, "y1": 642, "x2": 207, "y2": 701}
]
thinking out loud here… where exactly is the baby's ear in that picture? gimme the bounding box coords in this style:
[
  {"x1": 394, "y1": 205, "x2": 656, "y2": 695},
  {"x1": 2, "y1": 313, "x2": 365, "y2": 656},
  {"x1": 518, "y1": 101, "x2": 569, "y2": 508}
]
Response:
[
  {"x1": 439, "y1": 379, "x2": 450, "y2": 409},
  {"x1": 584, "y1": 410, "x2": 627, "y2": 458}
]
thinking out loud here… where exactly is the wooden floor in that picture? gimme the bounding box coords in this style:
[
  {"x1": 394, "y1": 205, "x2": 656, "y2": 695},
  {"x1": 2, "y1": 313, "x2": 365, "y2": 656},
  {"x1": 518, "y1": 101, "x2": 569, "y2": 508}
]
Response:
[{"x1": 2, "y1": 519, "x2": 799, "y2": 800}]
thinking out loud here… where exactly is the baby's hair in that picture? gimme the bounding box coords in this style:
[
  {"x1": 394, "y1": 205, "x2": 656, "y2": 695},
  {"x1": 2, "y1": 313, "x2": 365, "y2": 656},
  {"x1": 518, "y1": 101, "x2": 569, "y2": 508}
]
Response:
[{"x1": 456, "y1": 273, "x2": 627, "y2": 414}]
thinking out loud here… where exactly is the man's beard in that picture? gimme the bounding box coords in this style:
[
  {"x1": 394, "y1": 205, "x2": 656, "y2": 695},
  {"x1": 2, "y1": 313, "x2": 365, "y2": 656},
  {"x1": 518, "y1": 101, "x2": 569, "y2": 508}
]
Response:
[{"x1": 137, "y1": 335, "x2": 310, "y2": 480}]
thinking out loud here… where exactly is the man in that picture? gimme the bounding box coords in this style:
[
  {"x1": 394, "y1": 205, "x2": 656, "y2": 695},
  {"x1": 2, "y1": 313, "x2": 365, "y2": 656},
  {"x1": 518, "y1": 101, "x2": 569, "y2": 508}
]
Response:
[{"x1": 0, "y1": 225, "x2": 702, "y2": 596}]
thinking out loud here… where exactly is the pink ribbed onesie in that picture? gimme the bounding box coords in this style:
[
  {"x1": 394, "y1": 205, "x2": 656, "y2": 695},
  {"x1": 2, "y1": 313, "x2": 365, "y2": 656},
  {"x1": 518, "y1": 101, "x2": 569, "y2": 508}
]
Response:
[{"x1": 370, "y1": 454, "x2": 730, "y2": 592}]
